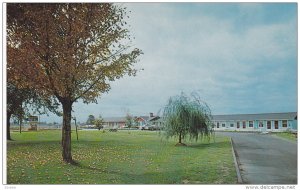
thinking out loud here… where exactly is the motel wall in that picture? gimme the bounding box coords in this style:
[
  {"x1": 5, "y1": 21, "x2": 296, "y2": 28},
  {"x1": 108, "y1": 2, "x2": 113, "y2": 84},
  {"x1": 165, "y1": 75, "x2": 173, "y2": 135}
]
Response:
[{"x1": 212, "y1": 112, "x2": 297, "y2": 132}]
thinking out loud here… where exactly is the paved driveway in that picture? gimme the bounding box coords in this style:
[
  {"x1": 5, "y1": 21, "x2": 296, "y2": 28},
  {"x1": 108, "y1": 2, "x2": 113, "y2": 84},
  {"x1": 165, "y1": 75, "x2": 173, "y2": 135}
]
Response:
[{"x1": 218, "y1": 132, "x2": 297, "y2": 184}]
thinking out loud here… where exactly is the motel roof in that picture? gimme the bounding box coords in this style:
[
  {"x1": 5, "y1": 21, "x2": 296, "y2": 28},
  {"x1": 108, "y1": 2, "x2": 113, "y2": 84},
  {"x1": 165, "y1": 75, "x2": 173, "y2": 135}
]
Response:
[
  {"x1": 212, "y1": 112, "x2": 297, "y2": 121},
  {"x1": 136, "y1": 116, "x2": 149, "y2": 121},
  {"x1": 103, "y1": 116, "x2": 151, "y2": 122},
  {"x1": 103, "y1": 117, "x2": 126, "y2": 122}
]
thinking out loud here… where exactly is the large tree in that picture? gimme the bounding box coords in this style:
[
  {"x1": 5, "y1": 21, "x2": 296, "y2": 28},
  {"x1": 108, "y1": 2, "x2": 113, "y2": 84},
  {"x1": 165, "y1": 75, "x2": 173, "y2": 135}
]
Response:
[
  {"x1": 162, "y1": 92, "x2": 213, "y2": 146},
  {"x1": 7, "y1": 3, "x2": 142, "y2": 163}
]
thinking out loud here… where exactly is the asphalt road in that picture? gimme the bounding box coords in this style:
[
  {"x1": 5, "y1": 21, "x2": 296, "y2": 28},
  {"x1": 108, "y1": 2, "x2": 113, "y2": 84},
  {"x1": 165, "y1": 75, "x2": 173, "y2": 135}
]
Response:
[{"x1": 218, "y1": 132, "x2": 297, "y2": 184}]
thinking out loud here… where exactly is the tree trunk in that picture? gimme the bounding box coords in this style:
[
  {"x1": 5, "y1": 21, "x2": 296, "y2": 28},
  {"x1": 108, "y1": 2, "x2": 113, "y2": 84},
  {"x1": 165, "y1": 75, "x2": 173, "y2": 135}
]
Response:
[
  {"x1": 179, "y1": 131, "x2": 182, "y2": 144},
  {"x1": 61, "y1": 100, "x2": 73, "y2": 163},
  {"x1": 7, "y1": 112, "x2": 12, "y2": 140},
  {"x1": 175, "y1": 131, "x2": 186, "y2": 146}
]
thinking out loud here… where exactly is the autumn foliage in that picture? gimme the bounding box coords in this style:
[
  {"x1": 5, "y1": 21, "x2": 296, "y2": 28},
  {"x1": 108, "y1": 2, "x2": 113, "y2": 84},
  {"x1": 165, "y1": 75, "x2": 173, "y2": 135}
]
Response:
[{"x1": 7, "y1": 3, "x2": 142, "y2": 163}]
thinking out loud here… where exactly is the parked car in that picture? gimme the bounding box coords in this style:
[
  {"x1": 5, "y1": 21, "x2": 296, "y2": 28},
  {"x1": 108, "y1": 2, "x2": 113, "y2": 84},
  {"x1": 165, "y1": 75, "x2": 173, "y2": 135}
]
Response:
[
  {"x1": 148, "y1": 125, "x2": 161, "y2": 131},
  {"x1": 140, "y1": 125, "x2": 149, "y2": 130}
]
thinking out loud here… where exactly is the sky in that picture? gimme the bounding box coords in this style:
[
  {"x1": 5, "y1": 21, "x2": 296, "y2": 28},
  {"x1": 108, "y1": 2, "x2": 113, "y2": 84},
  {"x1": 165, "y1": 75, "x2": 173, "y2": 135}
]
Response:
[{"x1": 40, "y1": 3, "x2": 297, "y2": 123}]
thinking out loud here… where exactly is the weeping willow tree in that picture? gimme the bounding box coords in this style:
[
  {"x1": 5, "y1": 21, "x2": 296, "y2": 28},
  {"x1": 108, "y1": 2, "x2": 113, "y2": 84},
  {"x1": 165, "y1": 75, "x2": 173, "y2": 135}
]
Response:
[{"x1": 162, "y1": 92, "x2": 214, "y2": 146}]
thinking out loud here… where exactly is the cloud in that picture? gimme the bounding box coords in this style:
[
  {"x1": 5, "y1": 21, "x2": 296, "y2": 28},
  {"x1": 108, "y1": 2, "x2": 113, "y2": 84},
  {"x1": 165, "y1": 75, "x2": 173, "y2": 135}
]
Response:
[{"x1": 43, "y1": 3, "x2": 297, "y2": 122}]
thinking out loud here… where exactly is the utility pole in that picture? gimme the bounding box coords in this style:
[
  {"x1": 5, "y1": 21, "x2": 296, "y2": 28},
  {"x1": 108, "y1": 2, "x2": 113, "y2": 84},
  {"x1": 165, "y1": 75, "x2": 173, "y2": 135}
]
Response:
[
  {"x1": 19, "y1": 105, "x2": 22, "y2": 133},
  {"x1": 19, "y1": 117, "x2": 22, "y2": 134},
  {"x1": 73, "y1": 117, "x2": 79, "y2": 141}
]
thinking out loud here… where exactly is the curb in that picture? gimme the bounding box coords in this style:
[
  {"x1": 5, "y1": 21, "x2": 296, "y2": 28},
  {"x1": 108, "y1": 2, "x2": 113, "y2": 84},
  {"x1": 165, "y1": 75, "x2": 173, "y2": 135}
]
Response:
[{"x1": 230, "y1": 137, "x2": 243, "y2": 184}]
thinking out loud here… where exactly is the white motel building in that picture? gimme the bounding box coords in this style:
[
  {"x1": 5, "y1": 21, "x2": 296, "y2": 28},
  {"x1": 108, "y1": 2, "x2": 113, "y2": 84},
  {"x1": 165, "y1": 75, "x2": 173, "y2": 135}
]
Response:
[{"x1": 212, "y1": 112, "x2": 297, "y2": 132}]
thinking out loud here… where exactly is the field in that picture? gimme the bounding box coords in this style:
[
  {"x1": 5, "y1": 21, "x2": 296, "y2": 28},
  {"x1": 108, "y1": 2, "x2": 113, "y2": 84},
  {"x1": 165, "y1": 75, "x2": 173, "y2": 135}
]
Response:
[
  {"x1": 7, "y1": 130, "x2": 237, "y2": 184},
  {"x1": 273, "y1": 132, "x2": 297, "y2": 141}
]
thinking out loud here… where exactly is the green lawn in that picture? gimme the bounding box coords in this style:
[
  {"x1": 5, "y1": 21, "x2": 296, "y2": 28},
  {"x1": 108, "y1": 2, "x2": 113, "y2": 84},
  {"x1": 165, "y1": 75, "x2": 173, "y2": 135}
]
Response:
[
  {"x1": 7, "y1": 130, "x2": 237, "y2": 184},
  {"x1": 273, "y1": 132, "x2": 297, "y2": 141}
]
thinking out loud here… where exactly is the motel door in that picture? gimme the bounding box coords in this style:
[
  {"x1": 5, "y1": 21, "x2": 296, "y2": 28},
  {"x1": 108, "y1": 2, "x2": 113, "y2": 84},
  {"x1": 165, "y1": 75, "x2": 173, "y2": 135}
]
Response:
[
  {"x1": 274, "y1": 121, "x2": 279, "y2": 129},
  {"x1": 267, "y1": 121, "x2": 271, "y2": 129}
]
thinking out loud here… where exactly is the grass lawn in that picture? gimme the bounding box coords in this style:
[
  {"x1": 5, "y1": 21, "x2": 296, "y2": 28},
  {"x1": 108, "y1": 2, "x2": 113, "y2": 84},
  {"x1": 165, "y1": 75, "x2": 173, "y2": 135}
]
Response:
[
  {"x1": 7, "y1": 130, "x2": 237, "y2": 184},
  {"x1": 273, "y1": 132, "x2": 297, "y2": 141}
]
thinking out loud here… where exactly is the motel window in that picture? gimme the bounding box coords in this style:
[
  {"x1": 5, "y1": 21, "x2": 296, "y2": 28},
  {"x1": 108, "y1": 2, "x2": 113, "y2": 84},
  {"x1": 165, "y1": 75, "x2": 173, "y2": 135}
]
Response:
[
  {"x1": 282, "y1": 120, "x2": 287, "y2": 128},
  {"x1": 217, "y1": 122, "x2": 219, "y2": 128},
  {"x1": 274, "y1": 120, "x2": 279, "y2": 129},
  {"x1": 259, "y1": 121, "x2": 264, "y2": 127},
  {"x1": 267, "y1": 121, "x2": 271, "y2": 129},
  {"x1": 249, "y1": 121, "x2": 253, "y2": 127},
  {"x1": 237, "y1": 122, "x2": 240, "y2": 128},
  {"x1": 242, "y1": 121, "x2": 246, "y2": 128},
  {"x1": 230, "y1": 123, "x2": 234, "y2": 127},
  {"x1": 222, "y1": 123, "x2": 225, "y2": 127}
]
